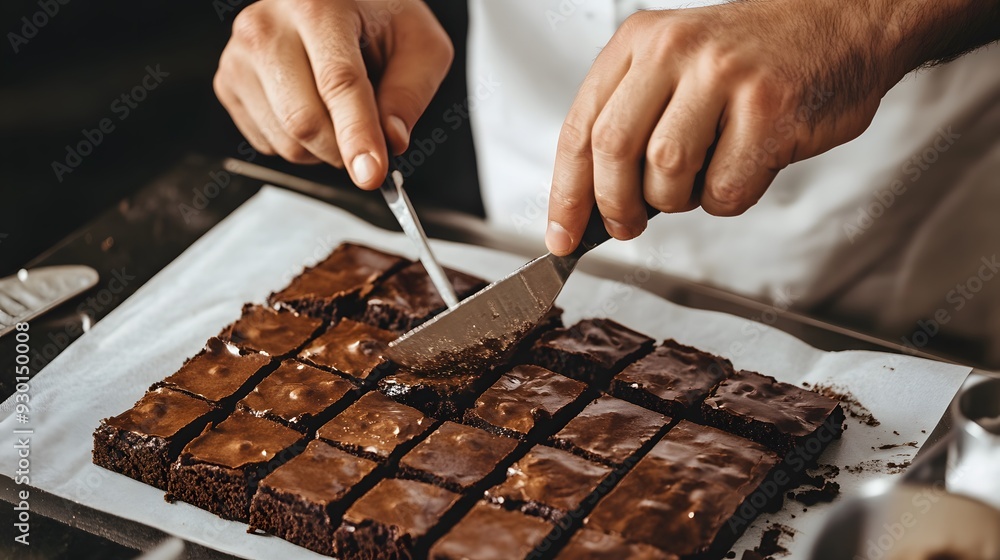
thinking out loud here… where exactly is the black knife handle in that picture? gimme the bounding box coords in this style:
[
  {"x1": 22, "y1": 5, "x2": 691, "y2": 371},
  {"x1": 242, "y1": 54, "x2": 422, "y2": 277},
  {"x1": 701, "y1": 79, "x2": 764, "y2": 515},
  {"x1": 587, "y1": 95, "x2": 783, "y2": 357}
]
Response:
[{"x1": 570, "y1": 203, "x2": 660, "y2": 258}]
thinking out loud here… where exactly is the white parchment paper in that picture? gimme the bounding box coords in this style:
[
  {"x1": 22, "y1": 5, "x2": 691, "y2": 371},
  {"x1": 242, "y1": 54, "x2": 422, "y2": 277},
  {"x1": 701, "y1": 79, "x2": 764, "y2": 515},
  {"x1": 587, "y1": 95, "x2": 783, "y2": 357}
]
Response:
[{"x1": 0, "y1": 187, "x2": 970, "y2": 559}]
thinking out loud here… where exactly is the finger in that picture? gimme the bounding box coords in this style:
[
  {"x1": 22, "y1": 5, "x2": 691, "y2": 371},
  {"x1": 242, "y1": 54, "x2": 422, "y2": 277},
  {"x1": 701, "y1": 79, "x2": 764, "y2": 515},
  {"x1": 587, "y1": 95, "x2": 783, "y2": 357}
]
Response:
[
  {"x1": 643, "y1": 76, "x2": 726, "y2": 213},
  {"x1": 591, "y1": 66, "x2": 675, "y2": 239},
  {"x1": 214, "y1": 70, "x2": 276, "y2": 156},
  {"x1": 547, "y1": 42, "x2": 630, "y2": 255},
  {"x1": 233, "y1": 69, "x2": 322, "y2": 164},
  {"x1": 376, "y1": 1, "x2": 454, "y2": 154},
  {"x1": 254, "y1": 33, "x2": 345, "y2": 167},
  {"x1": 294, "y1": 5, "x2": 386, "y2": 189}
]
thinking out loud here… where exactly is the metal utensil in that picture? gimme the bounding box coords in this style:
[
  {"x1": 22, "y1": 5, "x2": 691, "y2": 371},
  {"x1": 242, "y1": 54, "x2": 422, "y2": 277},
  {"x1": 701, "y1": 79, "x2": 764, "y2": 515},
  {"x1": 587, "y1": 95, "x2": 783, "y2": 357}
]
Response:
[
  {"x1": 0, "y1": 265, "x2": 100, "y2": 337},
  {"x1": 380, "y1": 163, "x2": 459, "y2": 309},
  {"x1": 386, "y1": 206, "x2": 658, "y2": 373}
]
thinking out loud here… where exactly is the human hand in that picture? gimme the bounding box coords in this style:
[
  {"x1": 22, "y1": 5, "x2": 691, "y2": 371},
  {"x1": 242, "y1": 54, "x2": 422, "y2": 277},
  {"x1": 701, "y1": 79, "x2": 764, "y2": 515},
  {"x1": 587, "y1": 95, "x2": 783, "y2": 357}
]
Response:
[{"x1": 214, "y1": 0, "x2": 453, "y2": 189}]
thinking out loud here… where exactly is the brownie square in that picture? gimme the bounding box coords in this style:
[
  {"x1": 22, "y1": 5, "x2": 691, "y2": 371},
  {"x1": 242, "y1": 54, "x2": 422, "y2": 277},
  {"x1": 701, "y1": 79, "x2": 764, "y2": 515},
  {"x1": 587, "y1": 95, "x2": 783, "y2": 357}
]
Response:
[
  {"x1": 168, "y1": 411, "x2": 306, "y2": 522},
  {"x1": 218, "y1": 303, "x2": 323, "y2": 358},
  {"x1": 399, "y1": 421, "x2": 519, "y2": 493},
  {"x1": 529, "y1": 318, "x2": 654, "y2": 387},
  {"x1": 378, "y1": 368, "x2": 498, "y2": 420},
  {"x1": 610, "y1": 339, "x2": 734, "y2": 417},
  {"x1": 235, "y1": 360, "x2": 355, "y2": 432},
  {"x1": 429, "y1": 502, "x2": 552, "y2": 560},
  {"x1": 334, "y1": 478, "x2": 461, "y2": 560},
  {"x1": 584, "y1": 421, "x2": 780, "y2": 557},
  {"x1": 556, "y1": 529, "x2": 679, "y2": 560},
  {"x1": 268, "y1": 242, "x2": 407, "y2": 319},
  {"x1": 551, "y1": 395, "x2": 671, "y2": 467},
  {"x1": 249, "y1": 440, "x2": 378, "y2": 556},
  {"x1": 464, "y1": 365, "x2": 588, "y2": 439},
  {"x1": 298, "y1": 319, "x2": 397, "y2": 385},
  {"x1": 317, "y1": 391, "x2": 434, "y2": 463},
  {"x1": 359, "y1": 261, "x2": 487, "y2": 332},
  {"x1": 93, "y1": 388, "x2": 217, "y2": 490},
  {"x1": 485, "y1": 445, "x2": 611, "y2": 523},
  {"x1": 152, "y1": 337, "x2": 271, "y2": 405},
  {"x1": 701, "y1": 370, "x2": 845, "y2": 455}
]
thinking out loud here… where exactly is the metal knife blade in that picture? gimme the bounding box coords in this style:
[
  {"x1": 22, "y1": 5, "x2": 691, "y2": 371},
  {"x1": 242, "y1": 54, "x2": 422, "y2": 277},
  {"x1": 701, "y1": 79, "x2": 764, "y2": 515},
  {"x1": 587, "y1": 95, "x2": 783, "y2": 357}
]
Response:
[
  {"x1": 380, "y1": 166, "x2": 459, "y2": 309},
  {"x1": 0, "y1": 266, "x2": 100, "y2": 338}
]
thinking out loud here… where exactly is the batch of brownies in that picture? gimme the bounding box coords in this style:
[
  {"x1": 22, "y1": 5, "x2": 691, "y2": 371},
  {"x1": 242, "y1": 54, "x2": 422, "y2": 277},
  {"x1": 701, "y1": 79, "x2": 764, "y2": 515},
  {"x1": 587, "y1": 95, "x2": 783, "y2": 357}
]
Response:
[{"x1": 92, "y1": 242, "x2": 845, "y2": 560}]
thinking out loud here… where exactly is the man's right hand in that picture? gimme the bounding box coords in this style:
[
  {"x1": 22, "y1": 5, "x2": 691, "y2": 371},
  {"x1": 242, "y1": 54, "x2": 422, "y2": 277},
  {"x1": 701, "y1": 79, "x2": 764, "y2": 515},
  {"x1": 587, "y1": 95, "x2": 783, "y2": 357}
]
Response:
[{"x1": 214, "y1": 0, "x2": 453, "y2": 189}]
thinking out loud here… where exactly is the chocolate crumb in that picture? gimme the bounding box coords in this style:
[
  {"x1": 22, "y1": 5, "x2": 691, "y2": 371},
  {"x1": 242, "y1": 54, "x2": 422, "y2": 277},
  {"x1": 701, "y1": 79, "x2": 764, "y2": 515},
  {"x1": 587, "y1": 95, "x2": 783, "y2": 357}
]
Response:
[
  {"x1": 812, "y1": 384, "x2": 879, "y2": 427},
  {"x1": 726, "y1": 552, "x2": 737, "y2": 559},
  {"x1": 876, "y1": 441, "x2": 917, "y2": 450},
  {"x1": 790, "y1": 481, "x2": 841, "y2": 505},
  {"x1": 892, "y1": 430, "x2": 899, "y2": 435}
]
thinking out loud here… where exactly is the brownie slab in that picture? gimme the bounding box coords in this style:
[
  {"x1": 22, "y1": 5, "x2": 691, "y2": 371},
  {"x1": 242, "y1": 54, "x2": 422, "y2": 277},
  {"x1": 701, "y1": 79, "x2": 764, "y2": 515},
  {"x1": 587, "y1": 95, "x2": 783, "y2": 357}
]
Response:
[
  {"x1": 464, "y1": 365, "x2": 588, "y2": 439},
  {"x1": 378, "y1": 368, "x2": 497, "y2": 420},
  {"x1": 585, "y1": 420, "x2": 780, "y2": 557},
  {"x1": 359, "y1": 261, "x2": 487, "y2": 332},
  {"x1": 168, "y1": 411, "x2": 305, "y2": 522},
  {"x1": 485, "y1": 445, "x2": 611, "y2": 523},
  {"x1": 551, "y1": 395, "x2": 671, "y2": 467},
  {"x1": 235, "y1": 360, "x2": 355, "y2": 432},
  {"x1": 93, "y1": 388, "x2": 217, "y2": 489},
  {"x1": 610, "y1": 339, "x2": 734, "y2": 417},
  {"x1": 529, "y1": 318, "x2": 654, "y2": 387},
  {"x1": 701, "y1": 370, "x2": 845, "y2": 455},
  {"x1": 399, "y1": 421, "x2": 519, "y2": 493},
  {"x1": 218, "y1": 303, "x2": 323, "y2": 358},
  {"x1": 268, "y1": 242, "x2": 407, "y2": 319},
  {"x1": 152, "y1": 337, "x2": 271, "y2": 405},
  {"x1": 556, "y1": 529, "x2": 679, "y2": 560},
  {"x1": 249, "y1": 440, "x2": 378, "y2": 556},
  {"x1": 334, "y1": 478, "x2": 461, "y2": 560},
  {"x1": 298, "y1": 319, "x2": 396, "y2": 385},
  {"x1": 317, "y1": 391, "x2": 434, "y2": 463},
  {"x1": 429, "y1": 502, "x2": 552, "y2": 560}
]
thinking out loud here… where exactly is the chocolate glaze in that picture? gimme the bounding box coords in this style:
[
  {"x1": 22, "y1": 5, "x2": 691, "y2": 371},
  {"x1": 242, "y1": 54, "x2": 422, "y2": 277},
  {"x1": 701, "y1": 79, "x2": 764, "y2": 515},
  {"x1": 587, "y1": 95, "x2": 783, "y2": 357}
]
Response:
[
  {"x1": 534, "y1": 318, "x2": 654, "y2": 369},
  {"x1": 154, "y1": 338, "x2": 271, "y2": 403},
  {"x1": 557, "y1": 529, "x2": 679, "y2": 560},
  {"x1": 613, "y1": 339, "x2": 733, "y2": 411},
  {"x1": 467, "y1": 365, "x2": 587, "y2": 437},
  {"x1": 399, "y1": 421, "x2": 518, "y2": 492},
  {"x1": 486, "y1": 445, "x2": 611, "y2": 516},
  {"x1": 269, "y1": 243, "x2": 407, "y2": 309},
  {"x1": 585, "y1": 421, "x2": 779, "y2": 556},
  {"x1": 429, "y1": 502, "x2": 552, "y2": 560},
  {"x1": 179, "y1": 411, "x2": 303, "y2": 470},
  {"x1": 258, "y1": 440, "x2": 376, "y2": 506},
  {"x1": 553, "y1": 395, "x2": 670, "y2": 466},
  {"x1": 298, "y1": 319, "x2": 395, "y2": 381},
  {"x1": 704, "y1": 370, "x2": 841, "y2": 437},
  {"x1": 317, "y1": 391, "x2": 432, "y2": 461},
  {"x1": 105, "y1": 387, "x2": 215, "y2": 440},
  {"x1": 237, "y1": 360, "x2": 354, "y2": 429},
  {"x1": 219, "y1": 304, "x2": 322, "y2": 357},
  {"x1": 361, "y1": 262, "x2": 487, "y2": 331},
  {"x1": 342, "y1": 478, "x2": 461, "y2": 539}
]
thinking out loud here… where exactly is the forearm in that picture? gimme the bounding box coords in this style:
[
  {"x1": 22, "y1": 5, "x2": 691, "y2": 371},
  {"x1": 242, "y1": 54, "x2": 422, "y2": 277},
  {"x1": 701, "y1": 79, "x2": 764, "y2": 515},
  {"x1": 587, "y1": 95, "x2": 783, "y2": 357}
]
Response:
[{"x1": 878, "y1": 0, "x2": 1000, "y2": 74}]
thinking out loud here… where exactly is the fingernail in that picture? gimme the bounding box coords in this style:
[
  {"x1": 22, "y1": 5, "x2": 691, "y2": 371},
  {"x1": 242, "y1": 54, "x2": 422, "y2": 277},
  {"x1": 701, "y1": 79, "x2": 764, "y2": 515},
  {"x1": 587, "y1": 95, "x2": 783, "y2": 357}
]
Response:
[
  {"x1": 387, "y1": 115, "x2": 410, "y2": 151},
  {"x1": 546, "y1": 221, "x2": 573, "y2": 255},
  {"x1": 604, "y1": 218, "x2": 632, "y2": 239},
  {"x1": 351, "y1": 153, "x2": 378, "y2": 186}
]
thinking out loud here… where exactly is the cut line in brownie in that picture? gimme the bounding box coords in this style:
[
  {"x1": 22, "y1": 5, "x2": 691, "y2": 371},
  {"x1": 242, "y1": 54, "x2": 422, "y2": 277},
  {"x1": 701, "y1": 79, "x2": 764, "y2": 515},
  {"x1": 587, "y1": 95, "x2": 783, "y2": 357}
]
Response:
[
  {"x1": 218, "y1": 303, "x2": 323, "y2": 358},
  {"x1": 317, "y1": 391, "x2": 435, "y2": 463},
  {"x1": 428, "y1": 501, "x2": 553, "y2": 560},
  {"x1": 378, "y1": 368, "x2": 501, "y2": 421},
  {"x1": 93, "y1": 387, "x2": 218, "y2": 490},
  {"x1": 268, "y1": 242, "x2": 408, "y2": 320},
  {"x1": 551, "y1": 395, "x2": 671, "y2": 468},
  {"x1": 235, "y1": 360, "x2": 356, "y2": 432},
  {"x1": 333, "y1": 478, "x2": 461, "y2": 560},
  {"x1": 610, "y1": 339, "x2": 734, "y2": 417},
  {"x1": 249, "y1": 440, "x2": 378, "y2": 556},
  {"x1": 584, "y1": 420, "x2": 780, "y2": 557},
  {"x1": 398, "y1": 421, "x2": 519, "y2": 494},
  {"x1": 556, "y1": 529, "x2": 680, "y2": 560},
  {"x1": 298, "y1": 319, "x2": 397, "y2": 385},
  {"x1": 359, "y1": 261, "x2": 488, "y2": 333},
  {"x1": 152, "y1": 337, "x2": 271, "y2": 406},
  {"x1": 529, "y1": 318, "x2": 654, "y2": 388},
  {"x1": 701, "y1": 370, "x2": 845, "y2": 456},
  {"x1": 168, "y1": 411, "x2": 306, "y2": 522},
  {"x1": 464, "y1": 364, "x2": 588, "y2": 440},
  {"x1": 485, "y1": 445, "x2": 612, "y2": 523}
]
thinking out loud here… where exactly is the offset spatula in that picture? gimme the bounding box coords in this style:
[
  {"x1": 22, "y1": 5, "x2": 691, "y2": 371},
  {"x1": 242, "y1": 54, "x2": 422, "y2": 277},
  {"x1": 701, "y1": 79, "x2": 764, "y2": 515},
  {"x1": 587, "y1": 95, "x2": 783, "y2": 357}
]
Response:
[{"x1": 386, "y1": 206, "x2": 659, "y2": 374}]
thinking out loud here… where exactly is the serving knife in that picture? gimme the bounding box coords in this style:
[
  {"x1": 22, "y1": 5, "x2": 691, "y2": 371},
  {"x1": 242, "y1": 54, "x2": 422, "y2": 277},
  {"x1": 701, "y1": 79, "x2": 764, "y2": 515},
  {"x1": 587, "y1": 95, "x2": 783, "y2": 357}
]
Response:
[{"x1": 0, "y1": 265, "x2": 100, "y2": 338}]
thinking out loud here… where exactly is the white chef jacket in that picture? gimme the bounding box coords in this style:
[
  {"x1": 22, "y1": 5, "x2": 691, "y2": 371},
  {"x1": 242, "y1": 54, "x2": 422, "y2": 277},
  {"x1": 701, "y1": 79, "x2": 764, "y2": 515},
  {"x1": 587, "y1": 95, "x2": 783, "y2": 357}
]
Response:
[{"x1": 466, "y1": 0, "x2": 1000, "y2": 360}]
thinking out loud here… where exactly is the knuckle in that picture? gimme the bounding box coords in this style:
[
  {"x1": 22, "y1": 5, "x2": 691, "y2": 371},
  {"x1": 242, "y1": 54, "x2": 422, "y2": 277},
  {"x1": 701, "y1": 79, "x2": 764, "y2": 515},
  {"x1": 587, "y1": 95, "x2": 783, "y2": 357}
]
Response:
[
  {"x1": 594, "y1": 191, "x2": 631, "y2": 219},
  {"x1": 316, "y1": 64, "x2": 365, "y2": 106},
  {"x1": 275, "y1": 141, "x2": 316, "y2": 164},
  {"x1": 549, "y1": 189, "x2": 588, "y2": 213},
  {"x1": 231, "y1": 5, "x2": 272, "y2": 49},
  {"x1": 646, "y1": 135, "x2": 691, "y2": 178},
  {"x1": 280, "y1": 107, "x2": 325, "y2": 143},
  {"x1": 591, "y1": 121, "x2": 635, "y2": 160},
  {"x1": 704, "y1": 180, "x2": 751, "y2": 216},
  {"x1": 557, "y1": 118, "x2": 591, "y2": 158}
]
